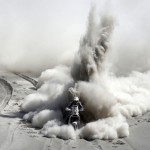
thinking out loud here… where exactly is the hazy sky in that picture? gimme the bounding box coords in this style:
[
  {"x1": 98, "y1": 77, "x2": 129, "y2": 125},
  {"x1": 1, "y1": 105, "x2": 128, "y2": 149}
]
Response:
[
  {"x1": 0, "y1": 0, "x2": 150, "y2": 74},
  {"x1": 0, "y1": 0, "x2": 91, "y2": 52},
  {"x1": 0, "y1": 0, "x2": 92, "y2": 72}
]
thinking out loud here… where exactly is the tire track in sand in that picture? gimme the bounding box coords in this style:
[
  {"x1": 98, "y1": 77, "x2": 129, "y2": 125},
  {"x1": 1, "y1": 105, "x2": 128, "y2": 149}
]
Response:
[
  {"x1": 13, "y1": 72, "x2": 38, "y2": 87},
  {"x1": 0, "y1": 78, "x2": 18, "y2": 150},
  {"x1": 0, "y1": 79, "x2": 13, "y2": 112}
]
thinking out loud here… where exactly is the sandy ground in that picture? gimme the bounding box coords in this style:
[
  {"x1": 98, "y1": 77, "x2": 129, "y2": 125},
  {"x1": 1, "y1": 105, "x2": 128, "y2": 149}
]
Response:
[{"x1": 0, "y1": 71, "x2": 150, "y2": 150}]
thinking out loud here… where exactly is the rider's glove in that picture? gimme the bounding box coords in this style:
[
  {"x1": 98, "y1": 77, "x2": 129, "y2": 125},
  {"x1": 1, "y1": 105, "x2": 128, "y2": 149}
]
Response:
[{"x1": 65, "y1": 107, "x2": 71, "y2": 111}]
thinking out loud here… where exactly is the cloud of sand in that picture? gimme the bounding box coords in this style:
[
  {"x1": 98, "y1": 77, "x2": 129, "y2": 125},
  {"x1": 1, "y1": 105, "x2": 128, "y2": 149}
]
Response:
[{"x1": 21, "y1": 0, "x2": 150, "y2": 140}]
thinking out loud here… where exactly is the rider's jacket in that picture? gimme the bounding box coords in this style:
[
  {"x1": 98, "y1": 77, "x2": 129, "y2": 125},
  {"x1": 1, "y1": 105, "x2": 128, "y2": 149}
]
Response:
[{"x1": 67, "y1": 101, "x2": 84, "y2": 116}]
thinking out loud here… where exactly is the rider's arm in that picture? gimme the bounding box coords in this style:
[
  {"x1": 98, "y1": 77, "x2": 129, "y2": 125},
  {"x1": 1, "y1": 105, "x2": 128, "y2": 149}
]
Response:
[
  {"x1": 67, "y1": 101, "x2": 74, "y2": 109},
  {"x1": 78, "y1": 102, "x2": 84, "y2": 111},
  {"x1": 65, "y1": 102, "x2": 73, "y2": 111}
]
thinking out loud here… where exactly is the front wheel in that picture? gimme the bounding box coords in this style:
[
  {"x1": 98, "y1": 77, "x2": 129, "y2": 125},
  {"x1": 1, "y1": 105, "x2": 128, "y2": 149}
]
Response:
[{"x1": 72, "y1": 121, "x2": 78, "y2": 130}]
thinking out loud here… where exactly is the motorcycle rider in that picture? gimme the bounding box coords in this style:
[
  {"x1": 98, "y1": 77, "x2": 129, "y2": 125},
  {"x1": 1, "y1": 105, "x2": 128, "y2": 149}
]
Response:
[{"x1": 65, "y1": 96, "x2": 84, "y2": 128}]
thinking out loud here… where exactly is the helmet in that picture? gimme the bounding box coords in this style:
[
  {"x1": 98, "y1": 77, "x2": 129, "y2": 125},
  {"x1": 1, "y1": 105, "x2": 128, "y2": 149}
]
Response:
[{"x1": 74, "y1": 96, "x2": 79, "y2": 101}]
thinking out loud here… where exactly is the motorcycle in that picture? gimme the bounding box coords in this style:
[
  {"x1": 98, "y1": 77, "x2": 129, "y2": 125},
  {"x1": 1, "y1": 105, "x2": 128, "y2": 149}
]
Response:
[
  {"x1": 65, "y1": 106, "x2": 80, "y2": 130},
  {"x1": 65, "y1": 97, "x2": 84, "y2": 130}
]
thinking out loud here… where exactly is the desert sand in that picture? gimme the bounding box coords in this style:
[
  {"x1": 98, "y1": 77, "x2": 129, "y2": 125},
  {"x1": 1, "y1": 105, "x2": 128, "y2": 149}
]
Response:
[{"x1": 0, "y1": 70, "x2": 150, "y2": 150}]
